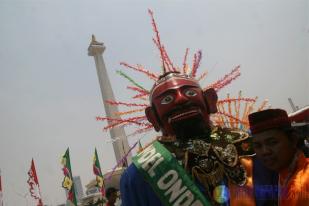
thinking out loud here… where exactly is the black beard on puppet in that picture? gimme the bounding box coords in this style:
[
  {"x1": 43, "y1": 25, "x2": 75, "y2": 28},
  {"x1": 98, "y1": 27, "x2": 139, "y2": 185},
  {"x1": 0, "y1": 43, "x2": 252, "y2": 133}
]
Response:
[{"x1": 161, "y1": 101, "x2": 211, "y2": 141}]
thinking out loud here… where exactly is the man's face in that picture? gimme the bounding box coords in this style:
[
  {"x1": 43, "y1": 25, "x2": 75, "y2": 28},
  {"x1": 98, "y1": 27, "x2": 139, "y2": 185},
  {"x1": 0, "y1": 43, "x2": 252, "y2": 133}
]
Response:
[
  {"x1": 108, "y1": 191, "x2": 118, "y2": 204},
  {"x1": 252, "y1": 129, "x2": 296, "y2": 172},
  {"x1": 150, "y1": 77, "x2": 210, "y2": 137}
]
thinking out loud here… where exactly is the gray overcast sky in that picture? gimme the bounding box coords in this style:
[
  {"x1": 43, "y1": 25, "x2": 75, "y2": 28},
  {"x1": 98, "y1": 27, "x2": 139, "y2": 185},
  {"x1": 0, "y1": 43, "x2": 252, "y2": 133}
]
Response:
[{"x1": 0, "y1": 0, "x2": 308, "y2": 205}]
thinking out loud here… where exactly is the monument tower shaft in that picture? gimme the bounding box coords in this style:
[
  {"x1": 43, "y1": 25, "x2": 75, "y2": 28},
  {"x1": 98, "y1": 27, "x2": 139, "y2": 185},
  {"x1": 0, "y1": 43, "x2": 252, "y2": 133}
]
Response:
[{"x1": 88, "y1": 35, "x2": 131, "y2": 164}]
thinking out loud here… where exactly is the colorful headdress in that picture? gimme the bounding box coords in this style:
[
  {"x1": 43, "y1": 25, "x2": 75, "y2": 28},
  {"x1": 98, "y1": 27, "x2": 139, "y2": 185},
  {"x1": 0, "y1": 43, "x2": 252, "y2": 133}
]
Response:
[{"x1": 96, "y1": 9, "x2": 269, "y2": 136}]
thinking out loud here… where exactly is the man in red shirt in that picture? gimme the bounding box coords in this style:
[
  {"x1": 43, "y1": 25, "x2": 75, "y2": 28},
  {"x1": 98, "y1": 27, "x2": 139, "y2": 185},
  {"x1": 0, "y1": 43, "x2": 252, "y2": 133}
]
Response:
[{"x1": 249, "y1": 108, "x2": 309, "y2": 206}]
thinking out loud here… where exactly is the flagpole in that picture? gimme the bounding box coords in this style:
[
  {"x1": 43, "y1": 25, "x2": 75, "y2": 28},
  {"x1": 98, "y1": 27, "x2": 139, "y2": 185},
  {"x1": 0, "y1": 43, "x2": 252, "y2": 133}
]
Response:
[{"x1": 0, "y1": 169, "x2": 3, "y2": 206}]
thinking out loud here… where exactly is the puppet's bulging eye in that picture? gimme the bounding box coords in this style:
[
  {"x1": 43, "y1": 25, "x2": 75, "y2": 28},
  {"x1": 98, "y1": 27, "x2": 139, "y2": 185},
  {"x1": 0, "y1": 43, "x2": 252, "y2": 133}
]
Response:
[
  {"x1": 161, "y1": 95, "x2": 174, "y2": 104},
  {"x1": 185, "y1": 89, "x2": 197, "y2": 97}
]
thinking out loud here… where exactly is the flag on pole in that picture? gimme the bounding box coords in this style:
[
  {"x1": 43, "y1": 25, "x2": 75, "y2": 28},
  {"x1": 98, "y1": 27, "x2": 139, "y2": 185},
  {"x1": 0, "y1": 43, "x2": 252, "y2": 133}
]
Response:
[
  {"x1": 93, "y1": 148, "x2": 105, "y2": 197},
  {"x1": 0, "y1": 169, "x2": 3, "y2": 206},
  {"x1": 27, "y1": 159, "x2": 43, "y2": 206},
  {"x1": 61, "y1": 148, "x2": 77, "y2": 206}
]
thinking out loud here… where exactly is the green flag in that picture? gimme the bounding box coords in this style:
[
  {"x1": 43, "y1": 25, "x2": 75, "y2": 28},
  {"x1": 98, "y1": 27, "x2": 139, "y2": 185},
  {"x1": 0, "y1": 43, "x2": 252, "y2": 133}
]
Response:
[
  {"x1": 61, "y1": 148, "x2": 78, "y2": 206},
  {"x1": 93, "y1": 148, "x2": 105, "y2": 197}
]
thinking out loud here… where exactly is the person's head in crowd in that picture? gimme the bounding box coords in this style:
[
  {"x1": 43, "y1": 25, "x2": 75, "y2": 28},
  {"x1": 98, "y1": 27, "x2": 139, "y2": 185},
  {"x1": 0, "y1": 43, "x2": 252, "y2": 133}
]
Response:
[
  {"x1": 249, "y1": 108, "x2": 300, "y2": 172},
  {"x1": 105, "y1": 187, "x2": 118, "y2": 205}
]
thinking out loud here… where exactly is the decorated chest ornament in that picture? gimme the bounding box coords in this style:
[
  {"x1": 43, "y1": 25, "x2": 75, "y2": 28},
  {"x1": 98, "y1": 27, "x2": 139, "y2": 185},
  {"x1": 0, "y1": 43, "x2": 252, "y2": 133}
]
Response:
[{"x1": 96, "y1": 9, "x2": 269, "y2": 204}]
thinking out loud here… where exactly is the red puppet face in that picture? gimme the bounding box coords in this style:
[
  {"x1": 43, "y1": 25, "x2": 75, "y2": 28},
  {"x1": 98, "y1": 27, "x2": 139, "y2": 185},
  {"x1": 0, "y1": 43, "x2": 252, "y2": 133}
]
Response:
[{"x1": 146, "y1": 73, "x2": 218, "y2": 139}]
